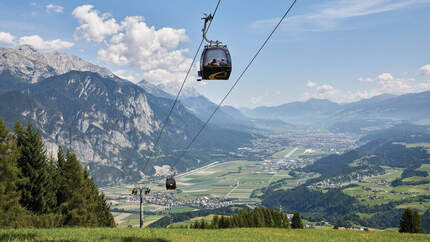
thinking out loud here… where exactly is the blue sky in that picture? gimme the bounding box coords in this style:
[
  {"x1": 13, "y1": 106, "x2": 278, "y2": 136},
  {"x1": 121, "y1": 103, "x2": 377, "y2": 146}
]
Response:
[{"x1": 1, "y1": 0, "x2": 430, "y2": 108}]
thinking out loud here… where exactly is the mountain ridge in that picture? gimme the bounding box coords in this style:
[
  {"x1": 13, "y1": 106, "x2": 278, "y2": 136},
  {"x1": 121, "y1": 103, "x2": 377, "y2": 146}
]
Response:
[{"x1": 0, "y1": 70, "x2": 253, "y2": 185}]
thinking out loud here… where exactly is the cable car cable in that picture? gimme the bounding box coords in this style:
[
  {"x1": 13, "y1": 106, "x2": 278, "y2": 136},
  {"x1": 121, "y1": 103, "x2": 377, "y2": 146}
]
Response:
[
  {"x1": 140, "y1": 0, "x2": 222, "y2": 178},
  {"x1": 171, "y1": 0, "x2": 298, "y2": 169}
]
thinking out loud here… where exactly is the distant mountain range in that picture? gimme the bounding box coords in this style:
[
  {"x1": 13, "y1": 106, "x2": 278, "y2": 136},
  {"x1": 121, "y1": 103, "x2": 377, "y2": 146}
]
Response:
[
  {"x1": 0, "y1": 46, "x2": 253, "y2": 185},
  {"x1": 241, "y1": 92, "x2": 430, "y2": 133},
  {"x1": 138, "y1": 80, "x2": 255, "y2": 131},
  {"x1": 2, "y1": 45, "x2": 430, "y2": 185}
]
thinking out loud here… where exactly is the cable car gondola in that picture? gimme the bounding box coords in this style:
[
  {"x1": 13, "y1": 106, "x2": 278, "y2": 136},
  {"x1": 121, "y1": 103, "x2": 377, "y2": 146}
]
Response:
[
  {"x1": 197, "y1": 13, "x2": 232, "y2": 81},
  {"x1": 166, "y1": 176, "x2": 176, "y2": 190}
]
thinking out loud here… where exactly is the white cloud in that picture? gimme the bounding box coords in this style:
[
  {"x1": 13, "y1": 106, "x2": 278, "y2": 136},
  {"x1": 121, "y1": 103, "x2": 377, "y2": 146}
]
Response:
[
  {"x1": 305, "y1": 82, "x2": 381, "y2": 102},
  {"x1": 0, "y1": 32, "x2": 15, "y2": 44},
  {"x1": 72, "y1": 5, "x2": 120, "y2": 43},
  {"x1": 358, "y1": 77, "x2": 374, "y2": 82},
  {"x1": 114, "y1": 69, "x2": 138, "y2": 82},
  {"x1": 377, "y1": 73, "x2": 394, "y2": 81},
  {"x1": 46, "y1": 4, "x2": 63, "y2": 14},
  {"x1": 306, "y1": 81, "x2": 316, "y2": 88},
  {"x1": 306, "y1": 68, "x2": 430, "y2": 102},
  {"x1": 18, "y1": 35, "x2": 74, "y2": 51},
  {"x1": 252, "y1": 0, "x2": 429, "y2": 32},
  {"x1": 420, "y1": 64, "x2": 430, "y2": 76},
  {"x1": 73, "y1": 6, "x2": 192, "y2": 85}
]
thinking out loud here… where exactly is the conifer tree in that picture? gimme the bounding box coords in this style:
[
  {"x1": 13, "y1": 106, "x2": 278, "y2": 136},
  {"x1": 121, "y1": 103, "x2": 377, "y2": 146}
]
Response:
[
  {"x1": 0, "y1": 119, "x2": 29, "y2": 228},
  {"x1": 193, "y1": 220, "x2": 199, "y2": 229},
  {"x1": 399, "y1": 208, "x2": 424, "y2": 233},
  {"x1": 212, "y1": 215, "x2": 219, "y2": 229},
  {"x1": 60, "y1": 150, "x2": 97, "y2": 226},
  {"x1": 84, "y1": 169, "x2": 115, "y2": 227},
  {"x1": 422, "y1": 210, "x2": 430, "y2": 233},
  {"x1": 200, "y1": 219, "x2": 206, "y2": 229},
  {"x1": 291, "y1": 211, "x2": 304, "y2": 229},
  {"x1": 282, "y1": 213, "x2": 290, "y2": 228},
  {"x1": 15, "y1": 122, "x2": 56, "y2": 214},
  {"x1": 238, "y1": 213, "x2": 246, "y2": 227},
  {"x1": 219, "y1": 215, "x2": 226, "y2": 228},
  {"x1": 224, "y1": 217, "x2": 231, "y2": 228},
  {"x1": 55, "y1": 147, "x2": 67, "y2": 207},
  {"x1": 254, "y1": 207, "x2": 264, "y2": 227}
]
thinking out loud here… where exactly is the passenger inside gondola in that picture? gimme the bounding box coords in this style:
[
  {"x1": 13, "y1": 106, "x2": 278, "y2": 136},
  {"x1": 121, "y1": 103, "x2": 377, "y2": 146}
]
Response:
[
  {"x1": 204, "y1": 48, "x2": 230, "y2": 67},
  {"x1": 220, "y1": 58, "x2": 227, "y2": 66},
  {"x1": 209, "y1": 58, "x2": 219, "y2": 66}
]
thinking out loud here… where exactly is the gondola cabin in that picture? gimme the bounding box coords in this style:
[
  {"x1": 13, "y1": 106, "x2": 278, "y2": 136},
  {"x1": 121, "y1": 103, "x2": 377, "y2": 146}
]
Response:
[
  {"x1": 198, "y1": 45, "x2": 232, "y2": 81},
  {"x1": 166, "y1": 177, "x2": 176, "y2": 190}
]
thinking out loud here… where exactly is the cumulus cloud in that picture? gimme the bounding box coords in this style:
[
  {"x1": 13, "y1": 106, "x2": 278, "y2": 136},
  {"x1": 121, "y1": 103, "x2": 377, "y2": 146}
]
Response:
[
  {"x1": 46, "y1": 4, "x2": 63, "y2": 14},
  {"x1": 72, "y1": 5, "x2": 120, "y2": 43},
  {"x1": 377, "y1": 73, "x2": 394, "y2": 81},
  {"x1": 306, "y1": 67, "x2": 430, "y2": 102},
  {"x1": 0, "y1": 32, "x2": 15, "y2": 44},
  {"x1": 114, "y1": 69, "x2": 138, "y2": 82},
  {"x1": 252, "y1": 0, "x2": 429, "y2": 32},
  {"x1": 305, "y1": 81, "x2": 381, "y2": 102},
  {"x1": 73, "y1": 5, "x2": 192, "y2": 86},
  {"x1": 420, "y1": 64, "x2": 430, "y2": 76},
  {"x1": 18, "y1": 35, "x2": 74, "y2": 51},
  {"x1": 306, "y1": 81, "x2": 317, "y2": 88}
]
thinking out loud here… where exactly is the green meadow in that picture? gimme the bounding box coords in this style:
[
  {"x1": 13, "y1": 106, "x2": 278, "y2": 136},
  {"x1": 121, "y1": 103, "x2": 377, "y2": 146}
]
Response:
[{"x1": 1, "y1": 228, "x2": 430, "y2": 242}]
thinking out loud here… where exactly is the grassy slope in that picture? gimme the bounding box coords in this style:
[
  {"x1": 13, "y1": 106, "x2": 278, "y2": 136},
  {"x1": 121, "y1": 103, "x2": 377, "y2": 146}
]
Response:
[
  {"x1": 1, "y1": 228, "x2": 430, "y2": 242},
  {"x1": 342, "y1": 164, "x2": 430, "y2": 211}
]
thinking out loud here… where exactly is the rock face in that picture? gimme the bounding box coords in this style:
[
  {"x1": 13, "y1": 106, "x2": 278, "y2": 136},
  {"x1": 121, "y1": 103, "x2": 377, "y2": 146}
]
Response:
[
  {"x1": 0, "y1": 45, "x2": 114, "y2": 86},
  {"x1": 0, "y1": 46, "x2": 253, "y2": 185}
]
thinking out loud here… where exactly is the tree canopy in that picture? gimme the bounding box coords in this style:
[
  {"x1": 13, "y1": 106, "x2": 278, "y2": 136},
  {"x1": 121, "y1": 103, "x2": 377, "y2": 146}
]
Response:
[{"x1": 0, "y1": 118, "x2": 115, "y2": 228}]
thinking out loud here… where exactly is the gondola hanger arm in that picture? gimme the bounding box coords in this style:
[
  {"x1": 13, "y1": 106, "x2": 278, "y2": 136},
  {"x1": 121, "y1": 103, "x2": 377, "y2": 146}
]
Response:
[{"x1": 202, "y1": 13, "x2": 221, "y2": 46}]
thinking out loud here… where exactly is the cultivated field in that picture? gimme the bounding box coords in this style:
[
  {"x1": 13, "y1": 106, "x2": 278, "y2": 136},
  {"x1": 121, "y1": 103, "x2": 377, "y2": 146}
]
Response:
[
  {"x1": 342, "y1": 164, "x2": 430, "y2": 213},
  {"x1": 101, "y1": 157, "x2": 320, "y2": 227}
]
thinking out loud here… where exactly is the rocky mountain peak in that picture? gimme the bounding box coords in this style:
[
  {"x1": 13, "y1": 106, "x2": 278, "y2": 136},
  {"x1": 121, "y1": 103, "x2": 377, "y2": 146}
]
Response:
[
  {"x1": 17, "y1": 44, "x2": 38, "y2": 54},
  {"x1": 0, "y1": 45, "x2": 114, "y2": 84}
]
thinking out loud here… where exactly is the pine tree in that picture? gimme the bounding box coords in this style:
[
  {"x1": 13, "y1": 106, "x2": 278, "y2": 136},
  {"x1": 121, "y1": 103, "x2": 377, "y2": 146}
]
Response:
[
  {"x1": 412, "y1": 210, "x2": 424, "y2": 233},
  {"x1": 95, "y1": 191, "x2": 116, "y2": 227},
  {"x1": 60, "y1": 150, "x2": 97, "y2": 226},
  {"x1": 291, "y1": 211, "x2": 304, "y2": 229},
  {"x1": 55, "y1": 147, "x2": 67, "y2": 207},
  {"x1": 200, "y1": 219, "x2": 206, "y2": 229},
  {"x1": 15, "y1": 122, "x2": 56, "y2": 214},
  {"x1": 224, "y1": 217, "x2": 231, "y2": 228},
  {"x1": 238, "y1": 213, "x2": 246, "y2": 228},
  {"x1": 212, "y1": 215, "x2": 219, "y2": 229},
  {"x1": 282, "y1": 213, "x2": 290, "y2": 228},
  {"x1": 422, "y1": 210, "x2": 430, "y2": 233},
  {"x1": 219, "y1": 215, "x2": 226, "y2": 228},
  {"x1": 0, "y1": 119, "x2": 29, "y2": 228},
  {"x1": 193, "y1": 220, "x2": 199, "y2": 229},
  {"x1": 84, "y1": 169, "x2": 115, "y2": 227},
  {"x1": 399, "y1": 208, "x2": 424, "y2": 233}
]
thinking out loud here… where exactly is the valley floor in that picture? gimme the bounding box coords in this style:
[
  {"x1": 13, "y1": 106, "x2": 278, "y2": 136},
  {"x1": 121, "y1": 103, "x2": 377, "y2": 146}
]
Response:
[{"x1": 1, "y1": 228, "x2": 429, "y2": 242}]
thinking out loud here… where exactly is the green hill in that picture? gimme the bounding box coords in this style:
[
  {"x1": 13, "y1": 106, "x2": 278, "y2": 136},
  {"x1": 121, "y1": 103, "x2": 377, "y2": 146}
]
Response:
[{"x1": 259, "y1": 130, "x2": 430, "y2": 229}]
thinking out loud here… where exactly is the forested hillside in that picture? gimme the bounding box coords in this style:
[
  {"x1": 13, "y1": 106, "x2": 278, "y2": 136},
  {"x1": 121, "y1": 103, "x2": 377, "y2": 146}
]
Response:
[{"x1": 0, "y1": 117, "x2": 114, "y2": 228}]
